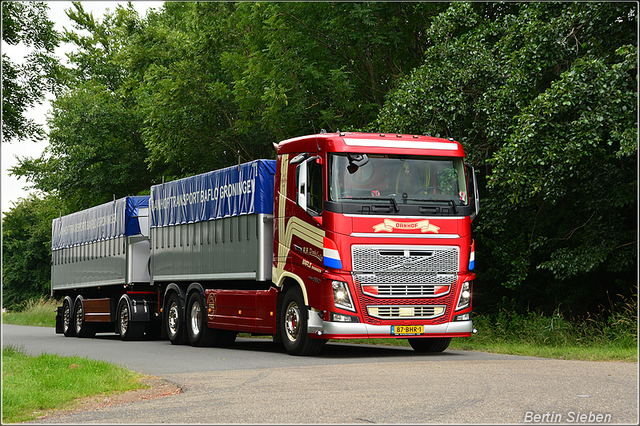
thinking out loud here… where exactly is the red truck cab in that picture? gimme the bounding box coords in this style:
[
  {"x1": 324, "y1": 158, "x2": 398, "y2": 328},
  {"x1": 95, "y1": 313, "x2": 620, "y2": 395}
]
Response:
[{"x1": 272, "y1": 132, "x2": 479, "y2": 354}]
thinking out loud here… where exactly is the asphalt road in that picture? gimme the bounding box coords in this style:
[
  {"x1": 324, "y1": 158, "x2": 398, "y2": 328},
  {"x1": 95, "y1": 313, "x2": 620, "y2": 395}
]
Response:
[{"x1": 3, "y1": 324, "x2": 638, "y2": 424}]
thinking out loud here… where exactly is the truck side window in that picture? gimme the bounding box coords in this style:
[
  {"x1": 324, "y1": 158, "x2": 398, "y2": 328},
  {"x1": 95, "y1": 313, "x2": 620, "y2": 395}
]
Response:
[
  {"x1": 296, "y1": 156, "x2": 323, "y2": 216},
  {"x1": 308, "y1": 160, "x2": 323, "y2": 215}
]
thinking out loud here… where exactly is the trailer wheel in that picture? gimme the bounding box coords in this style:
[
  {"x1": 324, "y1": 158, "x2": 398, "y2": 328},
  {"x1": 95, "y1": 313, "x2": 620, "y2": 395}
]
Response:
[
  {"x1": 73, "y1": 298, "x2": 95, "y2": 338},
  {"x1": 280, "y1": 287, "x2": 326, "y2": 356},
  {"x1": 117, "y1": 299, "x2": 144, "y2": 341},
  {"x1": 62, "y1": 298, "x2": 75, "y2": 337},
  {"x1": 165, "y1": 292, "x2": 186, "y2": 345},
  {"x1": 186, "y1": 292, "x2": 218, "y2": 347},
  {"x1": 408, "y1": 337, "x2": 451, "y2": 353}
]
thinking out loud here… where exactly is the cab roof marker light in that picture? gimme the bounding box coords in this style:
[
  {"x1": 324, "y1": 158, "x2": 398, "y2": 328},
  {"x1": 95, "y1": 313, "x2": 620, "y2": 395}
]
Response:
[
  {"x1": 323, "y1": 237, "x2": 342, "y2": 269},
  {"x1": 342, "y1": 138, "x2": 459, "y2": 150}
]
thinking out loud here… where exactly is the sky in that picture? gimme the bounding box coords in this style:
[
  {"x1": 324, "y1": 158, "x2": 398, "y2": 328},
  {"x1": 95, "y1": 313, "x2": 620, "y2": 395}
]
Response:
[{"x1": 1, "y1": 1, "x2": 164, "y2": 216}]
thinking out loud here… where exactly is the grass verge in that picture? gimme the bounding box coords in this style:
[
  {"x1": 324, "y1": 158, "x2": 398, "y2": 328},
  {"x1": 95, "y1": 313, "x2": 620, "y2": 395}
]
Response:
[
  {"x1": 2, "y1": 297, "x2": 58, "y2": 328},
  {"x1": 335, "y1": 337, "x2": 636, "y2": 362},
  {"x1": 337, "y1": 299, "x2": 638, "y2": 362},
  {"x1": 2, "y1": 345, "x2": 147, "y2": 424}
]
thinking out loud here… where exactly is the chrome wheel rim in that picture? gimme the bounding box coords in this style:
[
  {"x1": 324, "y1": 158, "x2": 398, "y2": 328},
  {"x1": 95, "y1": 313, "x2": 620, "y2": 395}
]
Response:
[
  {"x1": 119, "y1": 304, "x2": 129, "y2": 335},
  {"x1": 63, "y1": 303, "x2": 71, "y2": 332},
  {"x1": 168, "y1": 301, "x2": 179, "y2": 337},
  {"x1": 190, "y1": 300, "x2": 202, "y2": 336},
  {"x1": 75, "y1": 303, "x2": 83, "y2": 333},
  {"x1": 285, "y1": 301, "x2": 301, "y2": 342}
]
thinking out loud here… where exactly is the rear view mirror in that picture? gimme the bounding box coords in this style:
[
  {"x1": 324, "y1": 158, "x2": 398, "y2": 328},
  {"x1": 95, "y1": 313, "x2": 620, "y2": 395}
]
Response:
[{"x1": 465, "y1": 164, "x2": 480, "y2": 222}]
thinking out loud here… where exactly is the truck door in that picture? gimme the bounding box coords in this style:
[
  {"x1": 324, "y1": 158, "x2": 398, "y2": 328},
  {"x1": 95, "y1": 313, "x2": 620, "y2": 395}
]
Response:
[{"x1": 290, "y1": 154, "x2": 326, "y2": 287}]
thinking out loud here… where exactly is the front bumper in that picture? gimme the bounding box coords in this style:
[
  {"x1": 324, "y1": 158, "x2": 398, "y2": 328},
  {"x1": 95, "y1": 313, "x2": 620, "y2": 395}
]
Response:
[{"x1": 307, "y1": 308, "x2": 474, "y2": 338}]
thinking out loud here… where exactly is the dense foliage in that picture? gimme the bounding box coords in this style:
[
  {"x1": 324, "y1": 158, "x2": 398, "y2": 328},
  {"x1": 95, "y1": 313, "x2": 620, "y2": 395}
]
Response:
[
  {"x1": 1, "y1": 1, "x2": 62, "y2": 143},
  {"x1": 372, "y1": 2, "x2": 637, "y2": 315},
  {"x1": 3, "y1": 2, "x2": 637, "y2": 317},
  {"x1": 2, "y1": 195, "x2": 66, "y2": 307}
]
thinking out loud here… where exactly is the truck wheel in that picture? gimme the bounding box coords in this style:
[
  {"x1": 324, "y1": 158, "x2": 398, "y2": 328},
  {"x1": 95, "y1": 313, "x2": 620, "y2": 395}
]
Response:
[
  {"x1": 73, "y1": 298, "x2": 95, "y2": 338},
  {"x1": 62, "y1": 298, "x2": 75, "y2": 337},
  {"x1": 280, "y1": 287, "x2": 326, "y2": 356},
  {"x1": 165, "y1": 292, "x2": 186, "y2": 345},
  {"x1": 186, "y1": 292, "x2": 218, "y2": 347},
  {"x1": 117, "y1": 299, "x2": 144, "y2": 341},
  {"x1": 408, "y1": 337, "x2": 451, "y2": 353}
]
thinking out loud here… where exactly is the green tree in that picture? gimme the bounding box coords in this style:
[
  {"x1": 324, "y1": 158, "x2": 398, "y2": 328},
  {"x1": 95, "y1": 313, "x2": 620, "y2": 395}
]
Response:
[
  {"x1": 2, "y1": 194, "x2": 66, "y2": 309},
  {"x1": 127, "y1": 1, "x2": 246, "y2": 178},
  {"x1": 230, "y1": 2, "x2": 446, "y2": 140},
  {"x1": 2, "y1": 1, "x2": 62, "y2": 142},
  {"x1": 374, "y1": 2, "x2": 637, "y2": 315},
  {"x1": 124, "y1": 2, "x2": 448, "y2": 176},
  {"x1": 13, "y1": 79, "x2": 151, "y2": 211},
  {"x1": 10, "y1": 2, "x2": 151, "y2": 211}
]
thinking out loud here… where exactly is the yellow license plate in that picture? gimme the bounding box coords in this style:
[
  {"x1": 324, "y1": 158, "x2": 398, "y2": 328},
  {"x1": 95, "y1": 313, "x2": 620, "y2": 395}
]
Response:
[{"x1": 391, "y1": 325, "x2": 424, "y2": 335}]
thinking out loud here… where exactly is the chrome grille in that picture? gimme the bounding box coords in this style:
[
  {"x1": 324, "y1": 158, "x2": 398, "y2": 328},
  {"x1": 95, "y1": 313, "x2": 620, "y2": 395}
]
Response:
[
  {"x1": 352, "y1": 245, "x2": 457, "y2": 322},
  {"x1": 355, "y1": 272, "x2": 455, "y2": 297},
  {"x1": 352, "y1": 245, "x2": 459, "y2": 273},
  {"x1": 355, "y1": 272, "x2": 456, "y2": 284},
  {"x1": 365, "y1": 284, "x2": 447, "y2": 297},
  {"x1": 352, "y1": 245, "x2": 458, "y2": 298},
  {"x1": 367, "y1": 305, "x2": 446, "y2": 319}
]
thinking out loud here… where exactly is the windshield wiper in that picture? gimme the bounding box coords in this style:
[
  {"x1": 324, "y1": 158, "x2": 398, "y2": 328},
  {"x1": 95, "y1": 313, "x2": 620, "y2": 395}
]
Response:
[
  {"x1": 404, "y1": 198, "x2": 458, "y2": 213},
  {"x1": 341, "y1": 197, "x2": 399, "y2": 213}
]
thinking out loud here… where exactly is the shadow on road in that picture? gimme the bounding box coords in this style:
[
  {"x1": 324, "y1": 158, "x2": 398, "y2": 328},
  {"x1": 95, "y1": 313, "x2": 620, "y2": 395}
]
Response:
[
  {"x1": 77, "y1": 332, "x2": 468, "y2": 359},
  {"x1": 228, "y1": 337, "x2": 466, "y2": 359}
]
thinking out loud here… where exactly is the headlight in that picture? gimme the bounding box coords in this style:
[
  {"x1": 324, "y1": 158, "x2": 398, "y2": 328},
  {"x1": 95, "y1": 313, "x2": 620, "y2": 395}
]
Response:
[
  {"x1": 332, "y1": 280, "x2": 355, "y2": 312},
  {"x1": 456, "y1": 281, "x2": 472, "y2": 311}
]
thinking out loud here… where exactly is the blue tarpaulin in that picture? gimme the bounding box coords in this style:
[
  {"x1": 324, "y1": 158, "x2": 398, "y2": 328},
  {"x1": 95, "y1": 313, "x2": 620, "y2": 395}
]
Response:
[
  {"x1": 149, "y1": 159, "x2": 276, "y2": 228},
  {"x1": 51, "y1": 196, "x2": 149, "y2": 250}
]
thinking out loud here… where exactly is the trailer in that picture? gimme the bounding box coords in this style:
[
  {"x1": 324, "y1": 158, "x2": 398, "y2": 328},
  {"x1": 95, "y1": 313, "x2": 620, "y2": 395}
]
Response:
[{"x1": 52, "y1": 196, "x2": 151, "y2": 339}]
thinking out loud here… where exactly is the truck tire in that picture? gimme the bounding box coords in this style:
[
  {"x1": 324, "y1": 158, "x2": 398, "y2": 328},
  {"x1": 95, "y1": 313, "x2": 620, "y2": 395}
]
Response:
[
  {"x1": 62, "y1": 298, "x2": 75, "y2": 337},
  {"x1": 280, "y1": 287, "x2": 326, "y2": 356},
  {"x1": 165, "y1": 292, "x2": 186, "y2": 345},
  {"x1": 73, "y1": 298, "x2": 95, "y2": 338},
  {"x1": 117, "y1": 298, "x2": 144, "y2": 341},
  {"x1": 186, "y1": 292, "x2": 218, "y2": 347},
  {"x1": 408, "y1": 337, "x2": 451, "y2": 353}
]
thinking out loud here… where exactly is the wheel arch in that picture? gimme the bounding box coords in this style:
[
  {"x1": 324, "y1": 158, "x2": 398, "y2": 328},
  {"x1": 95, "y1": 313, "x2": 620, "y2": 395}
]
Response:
[
  {"x1": 275, "y1": 273, "x2": 309, "y2": 305},
  {"x1": 186, "y1": 282, "x2": 206, "y2": 303},
  {"x1": 163, "y1": 283, "x2": 187, "y2": 314}
]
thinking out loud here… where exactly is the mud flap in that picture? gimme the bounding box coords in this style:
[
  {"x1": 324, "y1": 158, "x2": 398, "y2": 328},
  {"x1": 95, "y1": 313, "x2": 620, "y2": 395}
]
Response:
[{"x1": 55, "y1": 306, "x2": 64, "y2": 334}]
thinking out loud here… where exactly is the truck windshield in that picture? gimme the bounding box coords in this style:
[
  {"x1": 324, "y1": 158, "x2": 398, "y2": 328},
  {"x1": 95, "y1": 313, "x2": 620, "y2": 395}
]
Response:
[{"x1": 328, "y1": 153, "x2": 469, "y2": 206}]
